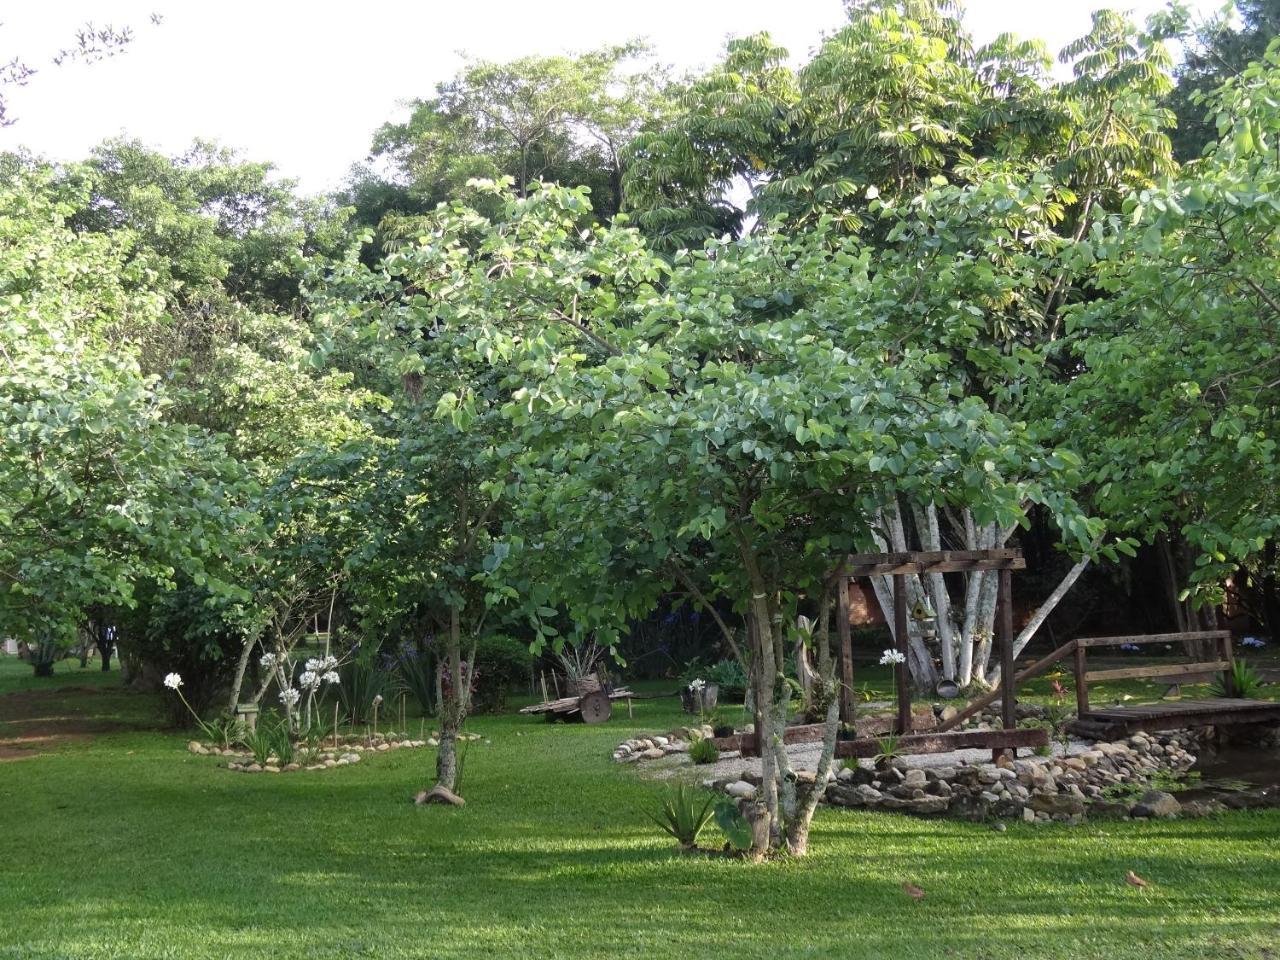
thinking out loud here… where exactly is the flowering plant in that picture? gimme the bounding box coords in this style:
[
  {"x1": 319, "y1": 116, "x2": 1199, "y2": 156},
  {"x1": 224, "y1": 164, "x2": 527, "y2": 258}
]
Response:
[
  {"x1": 163, "y1": 672, "x2": 236, "y2": 743},
  {"x1": 257, "y1": 646, "x2": 351, "y2": 734},
  {"x1": 1241, "y1": 636, "x2": 1266, "y2": 649},
  {"x1": 879, "y1": 649, "x2": 906, "y2": 667}
]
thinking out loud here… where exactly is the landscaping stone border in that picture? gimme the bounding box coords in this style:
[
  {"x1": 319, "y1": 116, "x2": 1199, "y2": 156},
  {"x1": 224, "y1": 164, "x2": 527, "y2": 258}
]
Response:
[{"x1": 187, "y1": 731, "x2": 483, "y2": 773}]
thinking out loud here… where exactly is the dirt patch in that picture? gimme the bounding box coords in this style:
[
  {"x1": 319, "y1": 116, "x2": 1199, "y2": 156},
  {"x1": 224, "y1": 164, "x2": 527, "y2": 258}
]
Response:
[{"x1": 0, "y1": 687, "x2": 152, "y2": 761}]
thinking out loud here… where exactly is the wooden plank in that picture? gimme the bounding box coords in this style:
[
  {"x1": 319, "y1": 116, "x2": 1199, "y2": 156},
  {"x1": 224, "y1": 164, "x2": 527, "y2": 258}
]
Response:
[
  {"x1": 835, "y1": 726, "x2": 1048, "y2": 759},
  {"x1": 1076, "y1": 699, "x2": 1280, "y2": 736},
  {"x1": 894, "y1": 573, "x2": 911, "y2": 734},
  {"x1": 712, "y1": 709, "x2": 936, "y2": 756},
  {"x1": 845, "y1": 556, "x2": 1027, "y2": 576},
  {"x1": 845, "y1": 549, "x2": 1022, "y2": 565},
  {"x1": 1075, "y1": 631, "x2": 1230, "y2": 649},
  {"x1": 1084, "y1": 661, "x2": 1230, "y2": 683},
  {"x1": 935, "y1": 639, "x2": 1079, "y2": 733}
]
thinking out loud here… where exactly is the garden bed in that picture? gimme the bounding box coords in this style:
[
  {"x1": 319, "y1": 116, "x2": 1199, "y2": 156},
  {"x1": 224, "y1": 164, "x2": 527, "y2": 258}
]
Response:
[{"x1": 186, "y1": 730, "x2": 482, "y2": 773}]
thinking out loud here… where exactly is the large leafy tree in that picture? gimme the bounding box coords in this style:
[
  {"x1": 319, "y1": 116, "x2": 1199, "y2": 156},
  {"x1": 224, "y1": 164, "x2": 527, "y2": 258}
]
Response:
[
  {"x1": 307, "y1": 232, "x2": 520, "y2": 795},
  {"x1": 1056, "y1": 42, "x2": 1280, "y2": 637},
  {"x1": 367, "y1": 43, "x2": 666, "y2": 228},
  {"x1": 624, "y1": 1, "x2": 1174, "y2": 258},
  {"x1": 1167, "y1": 0, "x2": 1280, "y2": 161},
  {"x1": 383, "y1": 181, "x2": 1091, "y2": 851},
  {"x1": 0, "y1": 170, "x2": 253, "y2": 675}
]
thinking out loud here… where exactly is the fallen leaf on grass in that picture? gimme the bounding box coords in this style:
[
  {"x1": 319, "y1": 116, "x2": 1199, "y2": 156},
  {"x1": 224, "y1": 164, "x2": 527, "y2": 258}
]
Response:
[{"x1": 902, "y1": 881, "x2": 926, "y2": 900}]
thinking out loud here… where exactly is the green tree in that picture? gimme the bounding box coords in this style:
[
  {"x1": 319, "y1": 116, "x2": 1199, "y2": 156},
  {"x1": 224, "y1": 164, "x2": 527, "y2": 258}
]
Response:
[
  {"x1": 1056, "y1": 41, "x2": 1280, "y2": 636},
  {"x1": 0, "y1": 170, "x2": 253, "y2": 675},
  {"x1": 368, "y1": 43, "x2": 666, "y2": 226},
  {"x1": 1168, "y1": 0, "x2": 1280, "y2": 161},
  {"x1": 383, "y1": 181, "x2": 1092, "y2": 851}
]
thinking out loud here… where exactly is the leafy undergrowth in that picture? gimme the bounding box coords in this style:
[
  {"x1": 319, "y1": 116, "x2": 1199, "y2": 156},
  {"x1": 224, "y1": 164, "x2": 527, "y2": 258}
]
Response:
[{"x1": 0, "y1": 670, "x2": 1278, "y2": 959}]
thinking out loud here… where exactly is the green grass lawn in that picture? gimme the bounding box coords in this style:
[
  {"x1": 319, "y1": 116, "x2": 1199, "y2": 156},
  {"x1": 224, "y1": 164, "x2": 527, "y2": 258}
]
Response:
[{"x1": 1, "y1": 659, "x2": 1278, "y2": 959}]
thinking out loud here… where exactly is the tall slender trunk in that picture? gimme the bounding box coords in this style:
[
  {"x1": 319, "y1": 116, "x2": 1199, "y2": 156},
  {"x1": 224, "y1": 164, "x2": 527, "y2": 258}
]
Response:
[
  {"x1": 435, "y1": 605, "x2": 468, "y2": 793},
  {"x1": 228, "y1": 632, "x2": 261, "y2": 714}
]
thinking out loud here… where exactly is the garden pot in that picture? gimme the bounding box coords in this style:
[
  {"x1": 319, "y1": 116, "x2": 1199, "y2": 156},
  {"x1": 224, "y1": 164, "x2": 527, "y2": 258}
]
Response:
[{"x1": 681, "y1": 683, "x2": 719, "y2": 714}]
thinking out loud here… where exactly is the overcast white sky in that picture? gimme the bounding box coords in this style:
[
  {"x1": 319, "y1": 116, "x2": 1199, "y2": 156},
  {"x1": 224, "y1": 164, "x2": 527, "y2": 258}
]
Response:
[{"x1": 1, "y1": 1, "x2": 1218, "y2": 194}]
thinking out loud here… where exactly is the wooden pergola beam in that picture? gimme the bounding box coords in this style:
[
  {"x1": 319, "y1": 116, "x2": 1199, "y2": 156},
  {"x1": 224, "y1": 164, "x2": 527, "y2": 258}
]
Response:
[{"x1": 842, "y1": 549, "x2": 1026, "y2": 576}]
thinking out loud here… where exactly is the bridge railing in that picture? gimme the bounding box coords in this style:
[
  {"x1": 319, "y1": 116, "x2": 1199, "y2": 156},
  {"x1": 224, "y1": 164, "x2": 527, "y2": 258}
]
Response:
[{"x1": 1071, "y1": 631, "x2": 1234, "y2": 716}]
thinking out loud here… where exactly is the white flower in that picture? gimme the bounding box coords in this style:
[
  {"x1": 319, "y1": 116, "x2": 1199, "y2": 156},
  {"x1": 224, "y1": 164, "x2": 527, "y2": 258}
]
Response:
[
  {"x1": 879, "y1": 649, "x2": 906, "y2": 667},
  {"x1": 299, "y1": 670, "x2": 319, "y2": 689},
  {"x1": 163, "y1": 672, "x2": 183, "y2": 690},
  {"x1": 304, "y1": 657, "x2": 321, "y2": 672},
  {"x1": 322, "y1": 670, "x2": 340, "y2": 685},
  {"x1": 1242, "y1": 637, "x2": 1266, "y2": 649},
  {"x1": 688, "y1": 678, "x2": 706, "y2": 692},
  {"x1": 259, "y1": 653, "x2": 277, "y2": 670},
  {"x1": 279, "y1": 687, "x2": 301, "y2": 707},
  {"x1": 321, "y1": 655, "x2": 338, "y2": 671},
  {"x1": 372, "y1": 694, "x2": 383, "y2": 707}
]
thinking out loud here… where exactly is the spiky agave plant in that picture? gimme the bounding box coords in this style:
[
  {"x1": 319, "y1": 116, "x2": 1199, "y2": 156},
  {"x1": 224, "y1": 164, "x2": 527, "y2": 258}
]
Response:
[
  {"x1": 1213, "y1": 659, "x2": 1264, "y2": 699},
  {"x1": 644, "y1": 785, "x2": 716, "y2": 850}
]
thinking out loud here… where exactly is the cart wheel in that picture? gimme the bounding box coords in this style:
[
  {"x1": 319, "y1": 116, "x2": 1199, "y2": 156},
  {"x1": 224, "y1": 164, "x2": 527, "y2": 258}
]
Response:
[{"x1": 578, "y1": 691, "x2": 612, "y2": 724}]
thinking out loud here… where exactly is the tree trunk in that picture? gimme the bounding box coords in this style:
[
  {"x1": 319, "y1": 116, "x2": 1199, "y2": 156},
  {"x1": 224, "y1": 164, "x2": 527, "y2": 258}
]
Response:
[
  {"x1": 434, "y1": 605, "x2": 468, "y2": 794},
  {"x1": 228, "y1": 632, "x2": 260, "y2": 715}
]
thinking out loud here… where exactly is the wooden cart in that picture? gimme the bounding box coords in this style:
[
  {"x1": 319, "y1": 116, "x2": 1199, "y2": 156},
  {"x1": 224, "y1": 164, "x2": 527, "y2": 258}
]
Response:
[{"x1": 519, "y1": 671, "x2": 632, "y2": 724}]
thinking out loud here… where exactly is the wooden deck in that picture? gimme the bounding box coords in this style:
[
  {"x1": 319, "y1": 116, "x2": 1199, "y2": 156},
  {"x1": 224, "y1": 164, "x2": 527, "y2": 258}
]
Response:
[{"x1": 1071, "y1": 697, "x2": 1280, "y2": 738}]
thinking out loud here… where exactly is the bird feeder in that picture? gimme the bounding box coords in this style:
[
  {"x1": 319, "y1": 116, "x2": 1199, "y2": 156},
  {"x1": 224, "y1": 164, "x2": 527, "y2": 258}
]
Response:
[{"x1": 910, "y1": 597, "x2": 937, "y2": 640}]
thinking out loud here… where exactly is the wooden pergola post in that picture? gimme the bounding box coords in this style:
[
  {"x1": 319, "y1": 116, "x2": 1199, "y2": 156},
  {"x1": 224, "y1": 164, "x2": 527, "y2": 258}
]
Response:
[
  {"x1": 837, "y1": 577, "x2": 855, "y2": 723},
  {"x1": 893, "y1": 573, "x2": 911, "y2": 734},
  {"x1": 995, "y1": 566, "x2": 1016, "y2": 760}
]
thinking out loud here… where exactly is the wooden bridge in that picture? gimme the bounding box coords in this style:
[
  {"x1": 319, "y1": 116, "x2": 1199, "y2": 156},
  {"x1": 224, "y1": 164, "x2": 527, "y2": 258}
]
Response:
[{"x1": 1065, "y1": 630, "x2": 1280, "y2": 738}]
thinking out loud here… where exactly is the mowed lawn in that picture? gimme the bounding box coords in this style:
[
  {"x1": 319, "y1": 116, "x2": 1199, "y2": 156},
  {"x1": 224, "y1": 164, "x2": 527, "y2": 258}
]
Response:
[{"x1": 1, "y1": 660, "x2": 1279, "y2": 960}]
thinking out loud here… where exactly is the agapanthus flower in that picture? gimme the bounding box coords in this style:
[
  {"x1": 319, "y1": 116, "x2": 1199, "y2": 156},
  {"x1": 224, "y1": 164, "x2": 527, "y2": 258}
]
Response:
[
  {"x1": 1242, "y1": 636, "x2": 1266, "y2": 649},
  {"x1": 163, "y1": 672, "x2": 183, "y2": 690},
  {"x1": 372, "y1": 694, "x2": 383, "y2": 707},
  {"x1": 259, "y1": 653, "x2": 277, "y2": 670},
  {"x1": 1120, "y1": 643, "x2": 1140, "y2": 653},
  {"x1": 688, "y1": 678, "x2": 706, "y2": 692},
  {"x1": 304, "y1": 657, "x2": 321, "y2": 673},
  {"x1": 279, "y1": 687, "x2": 301, "y2": 707},
  {"x1": 879, "y1": 649, "x2": 906, "y2": 667},
  {"x1": 299, "y1": 670, "x2": 320, "y2": 689},
  {"x1": 322, "y1": 670, "x2": 340, "y2": 685}
]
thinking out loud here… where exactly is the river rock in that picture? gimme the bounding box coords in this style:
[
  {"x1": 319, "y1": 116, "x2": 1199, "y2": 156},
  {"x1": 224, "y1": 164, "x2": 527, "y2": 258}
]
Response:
[
  {"x1": 725, "y1": 780, "x2": 757, "y2": 799},
  {"x1": 1131, "y1": 790, "x2": 1180, "y2": 818},
  {"x1": 1029, "y1": 793, "x2": 1085, "y2": 817}
]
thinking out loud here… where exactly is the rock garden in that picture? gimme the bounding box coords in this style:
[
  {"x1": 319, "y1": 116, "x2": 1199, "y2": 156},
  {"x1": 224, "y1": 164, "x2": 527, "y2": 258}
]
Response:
[{"x1": 616, "y1": 706, "x2": 1280, "y2": 824}]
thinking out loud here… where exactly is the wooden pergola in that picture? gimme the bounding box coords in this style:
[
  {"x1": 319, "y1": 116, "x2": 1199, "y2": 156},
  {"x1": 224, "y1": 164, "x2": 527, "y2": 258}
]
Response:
[
  {"x1": 713, "y1": 547, "x2": 1048, "y2": 759},
  {"x1": 835, "y1": 548, "x2": 1026, "y2": 734}
]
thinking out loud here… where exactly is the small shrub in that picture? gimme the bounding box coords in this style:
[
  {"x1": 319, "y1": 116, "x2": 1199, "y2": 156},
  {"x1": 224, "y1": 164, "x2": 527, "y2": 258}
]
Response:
[
  {"x1": 644, "y1": 785, "x2": 715, "y2": 849},
  {"x1": 689, "y1": 737, "x2": 720, "y2": 765},
  {"x1": 244, "y1": 720, "x2": 277, "y2": 766},
  {"x1": 265, "y1": 716, "x2": 294, "y2": 766},
  {"x1": 339, "y1": 644, "x2": 394, "y2": 723},
  {"x1": 393, "y1": 641, "x2": 436, "y2": 717},
  {"x1": 471, "y1": 634, "x2": 535, "y2": 713}
]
